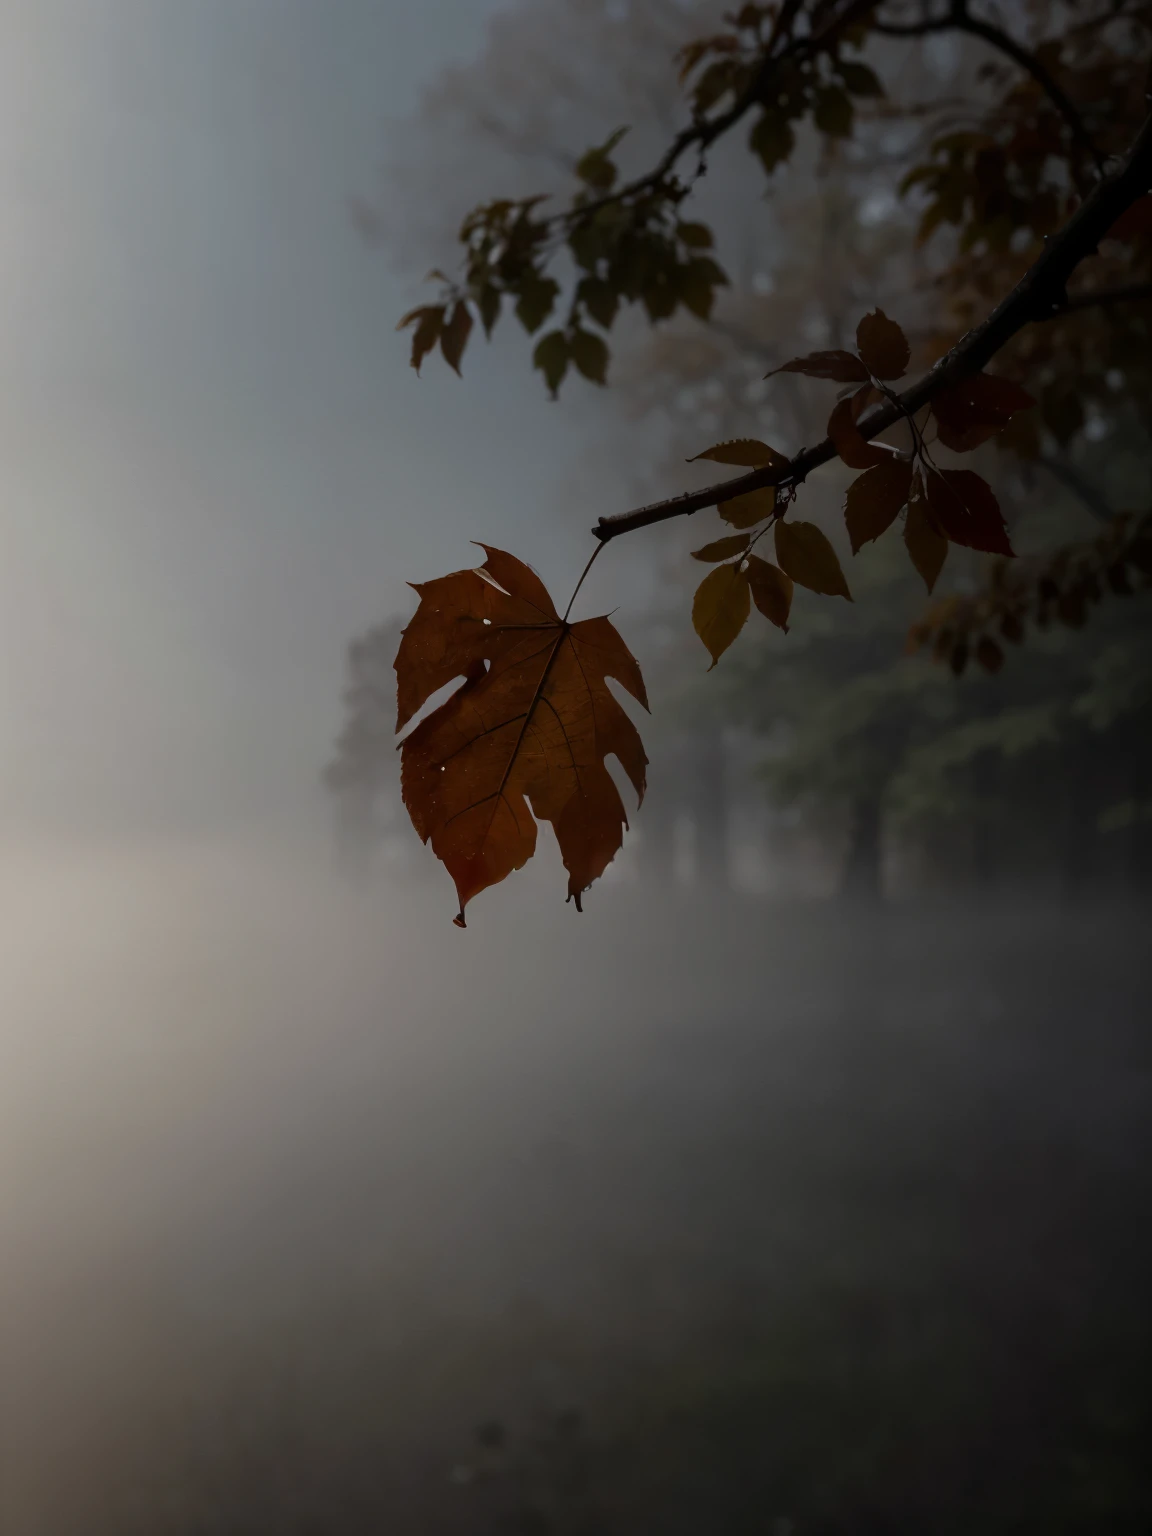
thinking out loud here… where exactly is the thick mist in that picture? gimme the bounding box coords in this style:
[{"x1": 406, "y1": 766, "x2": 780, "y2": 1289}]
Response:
[
  {"x1": 0, "y1": 0, "x2": 611, "y2": 849},
  {"x1": 3, "y1": 849, "x2": 1148, "y2": 1530},
  {"x1": 1, "y1": 4, "x2": 1150, "y2": 1533}
]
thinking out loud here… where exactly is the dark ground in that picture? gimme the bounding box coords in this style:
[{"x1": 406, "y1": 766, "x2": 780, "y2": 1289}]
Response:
[{"x1": 2, "y1": 853, "x2": 1149, "y2": 1532}]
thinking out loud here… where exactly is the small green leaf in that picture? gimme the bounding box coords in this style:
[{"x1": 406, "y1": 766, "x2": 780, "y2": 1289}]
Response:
[
  {"x1": 533, "y1": 330, "x2": 570, "y2": 397},
  {"x1": 569, "y1": 328, "x2": 609, "y2": 385},
  {"x1": 677, "y1": 256, "x2": 729, "y2": 320},
  {"x1": 676, "y1": 221, "x2": 714, "y2": 249},
  {"x1": 835, "y1": 60, "x2": 884, "y2": 97},
  {"x1": 574, "y1": 128, "x2": 627, "y2": 191},
  {"x1": 813, "y1": 85, "x2": 854, "y2": 138},
  {"x1": 576, "y1": 276, "x2": 619, "y2": 330},
  {"x1": 750, "y1": 110, "x2": 796, "y2": 174},
  {"x1": 478, "y1": 284, "x2": 501, "y2": 338},
  {"x1": 514, "y1": 274, "x2": 560, "y2": 335}
]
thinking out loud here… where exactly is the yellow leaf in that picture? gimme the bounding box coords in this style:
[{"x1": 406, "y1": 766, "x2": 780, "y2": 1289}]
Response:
[
  {"x1": 692, "y1": 533, "x2": 751, "y2": 562},
  {"x1": 689, "y1": 439, "x2": 787, "y2": 468},
  {"x1": 774, "y1": 520, "x2": 851, "y2": 600},
  {"x1": 719, "y1": 487, "x2": 775, "y2": 528},
  {"x1": 692, "y1": 563, "x2": 750, "y2": 668},
  {"x1": 746, "y1": 555, "x2": 793, "y2": 630}
]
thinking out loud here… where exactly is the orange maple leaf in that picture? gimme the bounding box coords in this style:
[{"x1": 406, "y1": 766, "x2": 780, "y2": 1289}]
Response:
[{"x1": 395, "y1": 546, "x2": 648, "y2": 925}]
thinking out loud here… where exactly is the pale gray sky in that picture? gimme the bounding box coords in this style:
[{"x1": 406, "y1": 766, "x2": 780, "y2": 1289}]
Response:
[{"x1": 0, "y1": 0, "x2": 622, "y2": 846}]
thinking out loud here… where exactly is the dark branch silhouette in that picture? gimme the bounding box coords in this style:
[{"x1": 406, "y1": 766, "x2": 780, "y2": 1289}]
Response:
[
  {"x1": 874, "y1": 0, "x2": 1106, "y2": 173},
  {"x1": 593, "y1": 112, "x2": 1152, "y2": 544}
]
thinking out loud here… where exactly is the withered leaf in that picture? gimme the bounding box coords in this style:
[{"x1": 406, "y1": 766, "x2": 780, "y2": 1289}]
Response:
[
  {"x1": 925, "y1": 468, "x2": 1013, "y2": 555},
  {"x1": 774, "y1": 519, "x2": 852, "y2": 600},
  {"x1": 396, "y1": 546, "x2": 648, "y2": 923},
  {"x1": 844, "y1": 458, "x2": 913, "y2": 553},
  {"x1": 746, "y1": 555, "x2": 793, "y2": 630},
  {"x1": 856, "y1": 309, "x2": 909, "y2": 380},
  {"x1": 931, "y1": 372, "x2": 1035, "y2": 452},
  {"x1": 692, "y1": 533, "x2": 751, "y2": 562},
  {"x1": 719, "y1": 487, "x2": 776, "y2": 528},
  {"x1": 400, "y1": 304, "x2": 446, "y2": 374},
  {"x1": 440, "y1": 301, "x2": 474, "y2": 376},
  {"x1": 689, "y1": 438, "x2": 786, "y2": 468},
  {"x1": 768, "y1": 350, "x2": 870, "y2": 384},
  {"x1": 692, "y1": 562, "x2": 750, "y2": 668},
  {"x1": 904, "y1": 477, "x2": 948, "y2": 593},
  {"x1": 828, "y1": 385, "x2": 888, "y2": 469}
]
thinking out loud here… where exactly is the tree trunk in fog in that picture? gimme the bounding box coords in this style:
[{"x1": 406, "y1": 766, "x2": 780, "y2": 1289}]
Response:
[
  {"x1": 841, "y1": 794, "x2": 884, "y2": 902},
  {"x1": 692, "y1": 732, "x2": 729, "y2": 889},
  {"x1": 637, "y1": 773, "x2": 677, "y2": 886}
]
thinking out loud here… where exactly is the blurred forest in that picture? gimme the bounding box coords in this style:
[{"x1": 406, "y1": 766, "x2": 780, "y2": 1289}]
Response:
[
  {"x1": 331, "y1": 0, "x2": 1152, "y2": 903},
  {"x1": 11, "y1": 6, "x2": 1152, "y2": 1535},
  {"x1": 314, "y1": 3, "x2": 1152, "y2": 1534}
]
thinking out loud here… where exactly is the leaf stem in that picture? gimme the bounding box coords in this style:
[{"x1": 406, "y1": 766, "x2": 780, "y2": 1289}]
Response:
[{"x1": 562, "y1": 539, "x2": 607, "y2": 623}]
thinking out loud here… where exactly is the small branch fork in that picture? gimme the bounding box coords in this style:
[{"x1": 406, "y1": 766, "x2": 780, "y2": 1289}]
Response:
[
  {"x1": 557, "y1": 0, "x2": 876, "y2": 234},
  {"x1": 593, "y1": 112, "x2": 1152, "y2": 545},
  {"x1": 873, "y1": 0, "x2": 1107, "y2": 175}
]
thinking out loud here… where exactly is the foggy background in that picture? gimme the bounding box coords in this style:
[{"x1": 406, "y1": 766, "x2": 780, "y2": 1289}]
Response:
[{"x1": 1, "y1": 3, "x2": 1150, "y2": 1532}]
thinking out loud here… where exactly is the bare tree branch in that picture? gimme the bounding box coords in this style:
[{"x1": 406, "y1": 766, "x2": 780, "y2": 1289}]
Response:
[
  {"x1": 523, "y1": 0, "x2": 881, "y2": 245},
  {"x1": 593, "y1": 112, "x2": 1152, "y2": 544}
]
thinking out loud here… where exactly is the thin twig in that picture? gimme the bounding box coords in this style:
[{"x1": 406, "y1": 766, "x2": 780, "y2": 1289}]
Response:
[
  {"x1": 507, "y1": 0, "x2": 882, "y2": 249},
  {"x1": 562, "y1": 540, "x2": 606, "y2": 622},
  {"x1": 874, "y1": 0, "x2": 1106, "y2": 175}
]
